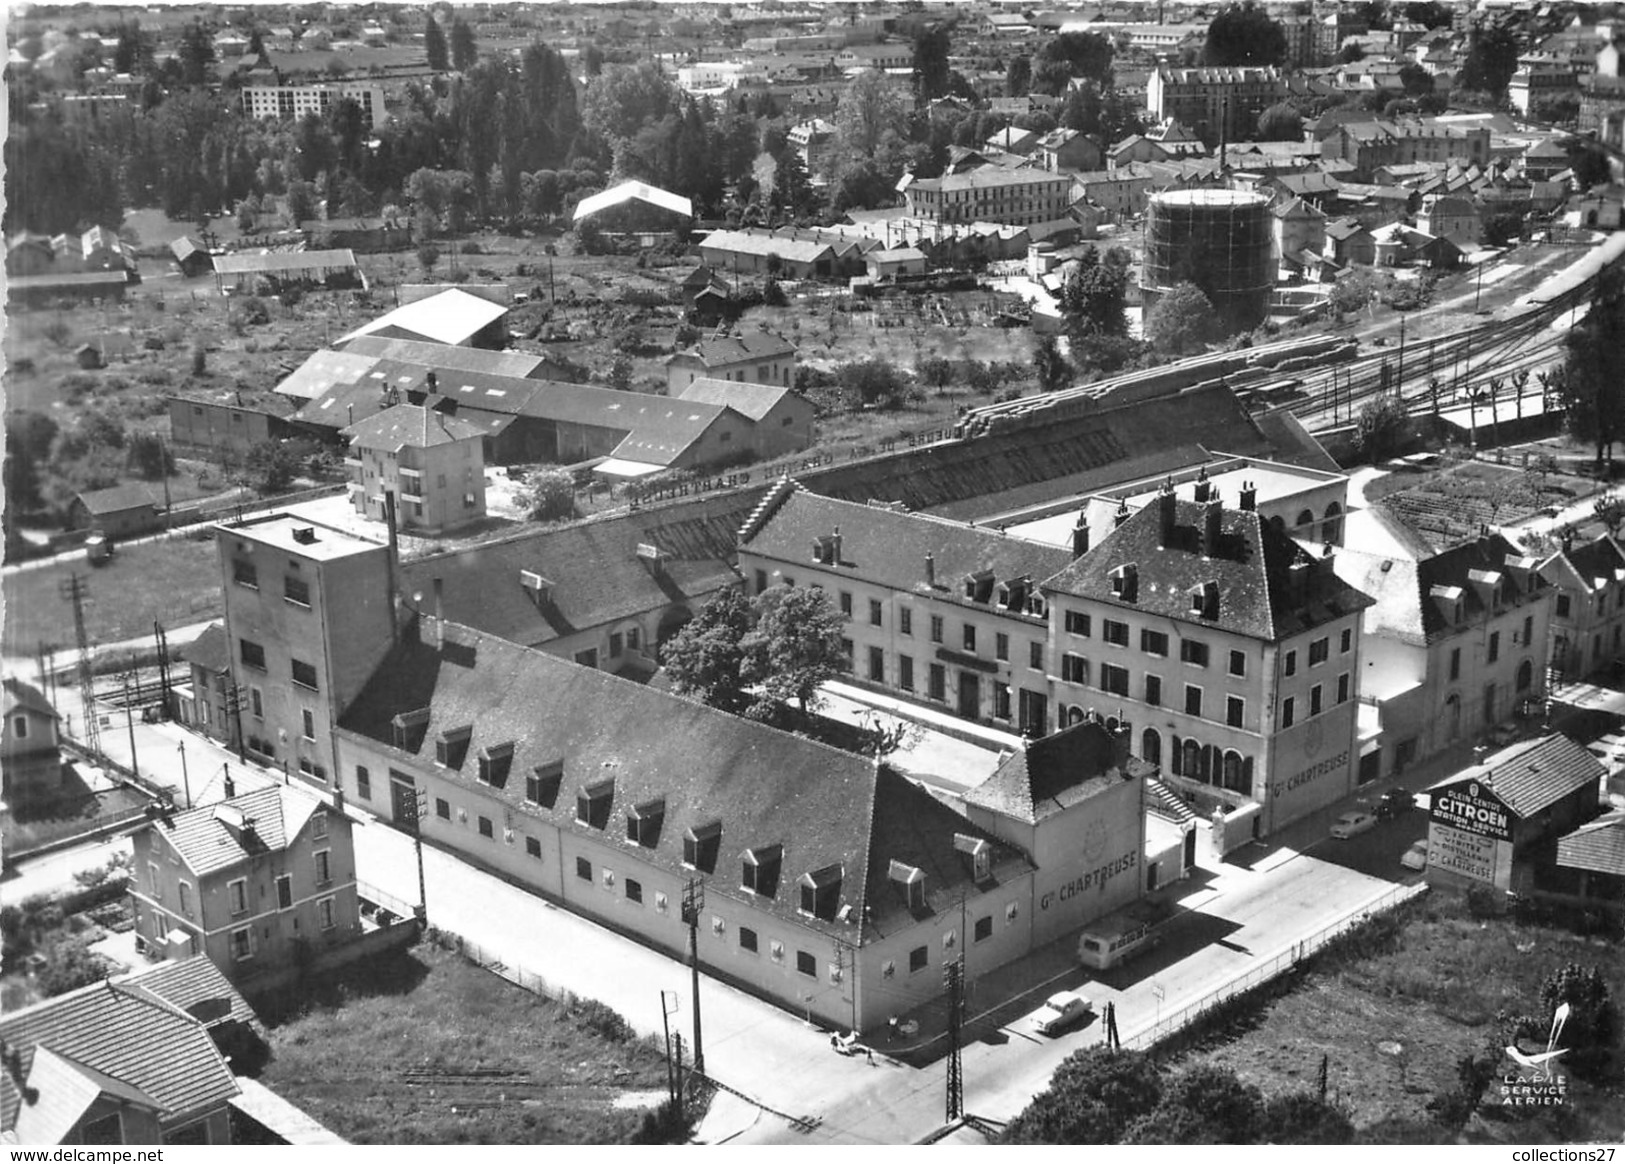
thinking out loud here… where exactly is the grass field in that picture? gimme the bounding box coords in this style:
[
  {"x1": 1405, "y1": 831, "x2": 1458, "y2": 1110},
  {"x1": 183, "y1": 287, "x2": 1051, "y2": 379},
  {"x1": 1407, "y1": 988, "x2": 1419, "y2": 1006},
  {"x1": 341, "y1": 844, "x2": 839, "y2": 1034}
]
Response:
[
  {"x1": 259, "y1": 941, "x2": 674, "y2": 1145},
  {"x1": 2, "y1": 535, "x2": 222, "y2": 657},
  {"x1": 1167, "y1": 894, "x2": 1625, "y2": 1144}
]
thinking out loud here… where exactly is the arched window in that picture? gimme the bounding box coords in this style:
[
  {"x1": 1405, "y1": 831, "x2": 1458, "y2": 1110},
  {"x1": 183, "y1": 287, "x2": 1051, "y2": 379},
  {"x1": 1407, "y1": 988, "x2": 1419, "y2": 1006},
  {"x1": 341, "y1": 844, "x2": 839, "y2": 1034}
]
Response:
[
  {"x1": 1269, "y1": 515, "x2": 1287, "y2": 534},
  {"x1": 1322, "y1": 501, "x2": 1343, "y2": 544},
  {"x1": 1516, "y1": 659, "x2": 1533, "y2": 692},
  {"x1": 1182, "y1": 738, "x2": 1201, "y2": 781},
  {"x1": 1105, "y1": 715, "x2": 1121, "y2": 734},
  {"x1": 1142, "y1": 728, "x2": 1162, "y2": 768},
  {"x1": 1065, "y1": 704, "x2": 1086, "y2": 726},
  {"x1": 1222, "y1": 750, "x2": 1245, "y2": 792},
  {"x1": 1296, "y1": 508, "x2": 1315, "y2": 529}
]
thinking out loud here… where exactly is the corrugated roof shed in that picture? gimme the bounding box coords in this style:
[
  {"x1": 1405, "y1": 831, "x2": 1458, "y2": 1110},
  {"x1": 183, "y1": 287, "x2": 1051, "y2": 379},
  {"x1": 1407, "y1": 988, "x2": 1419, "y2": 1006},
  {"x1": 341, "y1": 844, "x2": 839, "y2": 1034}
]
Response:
[
  {"x1": 572, "y1": 180, "x2": 694, "y2": 222},
  {"x1": 335, "y1": 288, "x2": 508, "y2": 348},
  {"x1": 338, "y1": 336, "x2": 554, "y2": 380},
  {"x1": 212, "y1": 249, "x2": 358, "y2": 275},
  {"x1": 273, "y1": 349, "x2": 382, "y2": 400}
]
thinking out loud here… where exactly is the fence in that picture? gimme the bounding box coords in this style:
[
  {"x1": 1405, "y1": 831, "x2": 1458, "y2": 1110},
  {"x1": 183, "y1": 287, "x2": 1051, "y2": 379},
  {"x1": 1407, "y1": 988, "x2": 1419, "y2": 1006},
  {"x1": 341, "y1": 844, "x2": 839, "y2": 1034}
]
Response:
[
  {"x1": 1120, "y1": 880, "x2": 1428, "y2": 1052},
  {"x1": 356, "y1": 879, "x2": 422, "y2": 923}
]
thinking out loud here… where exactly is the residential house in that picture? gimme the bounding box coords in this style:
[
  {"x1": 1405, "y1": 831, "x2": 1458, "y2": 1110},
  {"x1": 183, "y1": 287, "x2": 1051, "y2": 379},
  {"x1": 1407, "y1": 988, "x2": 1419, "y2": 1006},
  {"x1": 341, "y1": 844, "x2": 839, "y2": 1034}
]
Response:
[
  {"x1": 665, "y1": 332, "x2": 797, "y2": 393},
  {"x1": 342, "y1": 402, "x2": 487, "y2": 536},
  {"x1": 1, "y1": 678, "x2": 62, "y2": 805},
  {"x1": 864, "y1": 247, "x2": 927, "y2": 280},
  {"x1": 298, "y1": 217, "x2": 411, "y2": 254},
  {"x1": 1324, "y1": 217, "x2": 1376, "y2": 266},
  {"x1": 1418, "y1": 193, "x2": 1481, "y2": 247},
  {"x1": 787, "y1": 118, "x2": 838, "y2": 180},
  {"x1": 902, "y1": 167, "x2": 1076, "y2": 228},
  {"x1": 1036, "y1": 128, "x2": 1103, "y2": 174},
  {"x1": 695, "y1": 229, "x2": 836, "y2": 280},
  {"x1": 1509, "y1": 55, "x2": 1580, "y2": 116},
  {"x1": 1334, "y1": 520, "x2": 1553, "y2": 783},
  {"x1": 129, "y1": 782, "x2": 362, "y2": 984},
  {"x1": 985, "y1": 127, "x2": 1039, "y2": 157},
  {"x1": 1107, "y1": 135, "x2": 1174, "y2": 169},
  {"x1": 1071, "y1": 168, "x2": 1157, "y2": 219},
  {"x1": 736, "y1": 481, "x2": 1075, "y2": 735},
  {"x1": 0, "y1": 970, "x2": 241, "y2": 1144},
  {"x1": 1271, "y1": 196, "x2": 1328, "y2": 271},
  {"x1": 1538, "y1": 531, "x2": 1625, "y2": 682},
  {"x1": 1043, "y1": 478, "x2": 1375, "y2": 844}
]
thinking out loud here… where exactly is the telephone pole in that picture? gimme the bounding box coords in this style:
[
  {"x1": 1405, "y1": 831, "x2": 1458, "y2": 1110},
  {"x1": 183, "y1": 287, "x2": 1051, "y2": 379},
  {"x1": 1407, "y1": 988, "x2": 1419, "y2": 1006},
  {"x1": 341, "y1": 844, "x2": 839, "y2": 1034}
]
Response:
[
  {"x1": 60, "y1": 572, "x2": 100, "y2": 755},
  {"x1": 681, "y1": 878, "x2": 706, "y2": 1075},
  {"x1": 944, "y1": 955, "x2": 965, "y2": 1123},
  {"x1": 410, "y1": 787, "x2": 429, "y2": 921}
]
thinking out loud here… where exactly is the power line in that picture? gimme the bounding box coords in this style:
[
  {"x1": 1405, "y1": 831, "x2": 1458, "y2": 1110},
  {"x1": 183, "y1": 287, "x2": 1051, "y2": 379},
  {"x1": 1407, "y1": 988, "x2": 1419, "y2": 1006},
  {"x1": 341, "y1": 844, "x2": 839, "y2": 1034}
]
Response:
[{"x1": 59, "y1": 572, "x2": 99, "y2": 755}]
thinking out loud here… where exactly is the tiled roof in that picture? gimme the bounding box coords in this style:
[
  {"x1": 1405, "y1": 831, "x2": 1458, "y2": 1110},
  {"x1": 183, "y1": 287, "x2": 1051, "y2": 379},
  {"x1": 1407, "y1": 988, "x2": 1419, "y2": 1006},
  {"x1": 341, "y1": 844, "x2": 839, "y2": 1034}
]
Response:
[
  {"x1": 909, "y1": 165, "x2": 1070, "y2": 193},
  {"x1": 740, "y1": 486, "x2": 1074, "y2": 601},
  {"x1": 675, "y1": 377, "x2": 795, "y2": 422},
  {"x1": 74, "y1": 483, "x2": 157, "y2": 515},
  {"x1": 181, "y1": 623, "x2": 231, "y2": 674},
  {"x1": 696, "y1": 229, "x2": 833, "y2": 264},
  {"x1": 690, "y1": 331, "x2": 798, "y2": 366},
  {"x1": 1042, "y1": 491, "x2": 1374, "y2": 642},
  {"x1": 11, "y1": 1048, "x2": 162, "y2": 1145},
  {"x1": 400, "y1": 508, "x2": 741, "y2": 647},
  {"x1": 111, "y1": 956, "x2": 258, "y2": 1031},
  {"x1": 342, "y1": 403, "x2": 487, "y2": 451},
  {"x1": 1541, "y1": 534, "x2": 1625, "y2": 595},
  {"x1": 1556, "y1": 811, "x2": 1625, "y2": 878},
  {"x1": 964, "y1": 720, "x2": 1152, "y2": 824},
  {"x1": 337, "y1": 620, "x2": 1031, "y2": 942},
  {"x1": 1458, "y1": 734, "x2": 1604, "y2": 818},
  {"x1": 0, "y1": 979, "x2": 239, "y2": 1134},
  {"x1": 148, "y1": 786, "x2": 316, "y2": 877}
]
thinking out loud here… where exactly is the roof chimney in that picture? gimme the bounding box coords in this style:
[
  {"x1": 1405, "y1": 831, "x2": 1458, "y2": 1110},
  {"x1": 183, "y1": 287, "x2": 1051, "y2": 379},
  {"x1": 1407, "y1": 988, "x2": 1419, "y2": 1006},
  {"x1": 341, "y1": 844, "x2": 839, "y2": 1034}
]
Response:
[
  {"x1": 831, "y1": 525, "x2": 842, "y2": 563},
  {"x1": 223, "y1": 769, "x2": 236, "y2": 799},
  {"x1": 1202, "y1": 497, "x2": 1223, "y2": 557},
  {"x1": 433, "y1": 577, "x2": 445, "y2": 649},
  {"x1": 1561, "y1": 525, "x2": 1574, "y2": 554},
  {"x1": 1239, "y1": 480, "x2": 1257, "y2": 511},
  {"x1": 1157, "y1": 479, "x2": 1176, "y2": 548},
  {"x1": 1071, "y1": 513, "x2": 1090, "y2": 558},
  {"x1": 925, "y1": 552, "x2": 936, "y2": 587},
  {"x1": 1114, "y1": 498, "x2": 1131, "y2": 528},
  {"x1": 1192, "y1": 465, "x2": 1211, "y2": 504},
  {"x1": 425, "y1": 370, "x2": 438, "y2": 393},
  {"x1": 1110, "y1": 717, "x2": 1132, "y2": 770}
]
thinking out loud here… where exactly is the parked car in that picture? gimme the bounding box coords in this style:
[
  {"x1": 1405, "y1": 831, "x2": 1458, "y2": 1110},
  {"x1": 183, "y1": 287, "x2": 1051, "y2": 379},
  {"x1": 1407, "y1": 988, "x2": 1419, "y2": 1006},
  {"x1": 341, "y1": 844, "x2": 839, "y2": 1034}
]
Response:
[
  {"x1": 1376, "y1": 788, "x2": 1413, "y2": 819},
  {"x1": 1401, "y1": 839, "x2": 1429, "y2": 871},
  {"x1": 1330, "y1": 811, "x2": 1378, "y2": 839},
  {"x1": 1032, "y1": 990, "x2": 1094, "y2": 1035}
]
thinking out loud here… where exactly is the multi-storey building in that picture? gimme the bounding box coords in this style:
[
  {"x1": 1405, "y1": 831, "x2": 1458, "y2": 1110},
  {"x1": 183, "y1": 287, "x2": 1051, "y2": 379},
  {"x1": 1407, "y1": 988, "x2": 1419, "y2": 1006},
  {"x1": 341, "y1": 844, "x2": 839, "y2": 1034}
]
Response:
[
  {"x1": 1320, "y1": 118, "x2": 1492, "y2": 179},
  {"x1": 665, "y1": 331, "x2": 798, "y2": 392},
  {"x1": 1335, "y1": 519, "x2": 1552, "y2": 782},
  {"x1": 216, "y1": 514, "x2": 395, "y2": 785},
  {"x1": 901, "y1": 166, "x2": 1077, "y2": 227},
  {"x1": 1145, "y1": 66, "x2": 1288, "y2": 148},
  {"x1": 1042, "y1": 478, "x2": 1374, "y2": 842},
  {"x1": 1538, "y1": 531, "x2": 1625, "y2": 682},
  {"x1": 129, "y1": 781, "x2": 361, "y2": 984},
  {"x1": 241, "y1": 84, "x2": 387, "y2": 129},
  {"x1": 2, "y1": 677, "x2": 61, "y2": 806},
  {"x1": 737, "y1": 482, "x2": 1075, "y2": 737},
  {"x1": 343, "y1": 401, "x2": 488, "y2": 536},
  {"x1": 1508, "y1": 54, "x2": 1580, "y2": 116},
  {"x1": 787, "y1": 117, "x2": 838, "y2": 180}
]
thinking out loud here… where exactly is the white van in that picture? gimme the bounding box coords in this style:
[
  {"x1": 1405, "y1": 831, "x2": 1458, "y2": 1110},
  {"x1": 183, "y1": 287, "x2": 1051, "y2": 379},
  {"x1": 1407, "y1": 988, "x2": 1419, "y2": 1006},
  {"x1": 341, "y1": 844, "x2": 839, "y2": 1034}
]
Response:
[{"x1": 1076, "y1": 908, "x2": 1162, "y2": 970}]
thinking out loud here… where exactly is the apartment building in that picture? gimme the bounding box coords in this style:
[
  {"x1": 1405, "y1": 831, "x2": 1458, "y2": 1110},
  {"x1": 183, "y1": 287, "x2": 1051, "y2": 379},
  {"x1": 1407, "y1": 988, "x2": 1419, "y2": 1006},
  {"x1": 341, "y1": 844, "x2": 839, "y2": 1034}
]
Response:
[
  {"x1": 216, "y1": 514, "x2": 395, "y2": 785},
  {"x1": 1042, "y1": 479, "x2": 1375, "y2": 843},
  {"x1": 343, "y1": 402, "x2": 487, "y2": 536},
  {"x1": 129, "y1": 782, "x2": 361, "y2": 984},
  {"x1": 1539, "y1": 531, "x2": 1625, "y2": 682},
  {"x1": 1508, "y1": 55, "x2": 1580, "y2": 116},
  {"x1": 901, "y1": 166, "x2": 1077, "y2": 227},
  {"x1": 1319, "y1": 118, "x2": 1492, "y2": 179},
  {"x1": 1336, "y1": 518, "x2": 1553, "y2": 782},
  {"x1": 241, "y1": 84, "x2": 387, "y2": 129},
  {"x1": 1145, "y1": 66, "x2": 1288, "y2": 148},
  {"x1": 737, "y1": 482, "x2": 1075, "y2": 737}
]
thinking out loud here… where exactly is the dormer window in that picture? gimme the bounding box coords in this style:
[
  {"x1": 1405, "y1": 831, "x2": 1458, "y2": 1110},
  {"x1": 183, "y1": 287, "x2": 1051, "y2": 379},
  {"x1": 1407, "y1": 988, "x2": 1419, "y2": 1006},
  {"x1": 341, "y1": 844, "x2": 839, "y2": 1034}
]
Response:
[
  {"x1": 626, "y1": 798, "x2": 665, "y2": 847},
  {"x1": 954, "y1": 833, "x2": 992, "y2": 882},
  {"x1": 1188, "y1": 580, "x2": 1219, "y2": 620},
  {"x1": 476, "y1": 742, "x2": 514, "y2": 787},
  {"x1": 576, "y1": 777, "x2": 614, "y2": 830},
  {"x1": 1026, "y1": 594, "x2": 1047, "y2": 619},
  {"x1": 391, "y1": 708, "x2": 430, "y2": 752},
  {"x1": 1110, "y1": 563, "x2": 1139, "y2": 603},
  {"x1": 799, "y1": 863, "x2": 843, "y2": 920},
  {"x1": 684, "y1": 821, "x2": 721, "y2": 872},
  {"x1": 526, "y1": 761, "x2": 563, "y2": 807},
  {"x1": 964, "y1": 570, "x2": 995, "y2": 603},
  {"x1": 741, "y1": 844, "x2": 783, "y2": 898},
  {"x1": 812, "y1": 535, "x2": 838, "y2": 564},
  {"x1": 435, "y1": 725, "x2": 472, "y2": 769},
  {"x1": 889, "y1": 860, "x2": 927, "y2": 912},
  {"x1": 1001, "y1": 576, "x2": 1031, "y2": 610}
]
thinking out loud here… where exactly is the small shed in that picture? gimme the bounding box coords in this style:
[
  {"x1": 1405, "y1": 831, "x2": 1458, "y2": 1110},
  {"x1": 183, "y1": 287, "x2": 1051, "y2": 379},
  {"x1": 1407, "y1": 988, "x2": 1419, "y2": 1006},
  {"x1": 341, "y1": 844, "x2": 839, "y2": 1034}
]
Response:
[
  {"x1": 69, "y1": 483, "x2": 162, "y2": 537},
  {"x1": 865, "y1": 247, "x2": 928, "y2": 280},
  {"x1": 74, "y1": 343, "x2": 104, "y2": 370},
  {"x1": 170, "y1": 236, "x2": 213, "y2": 278}
]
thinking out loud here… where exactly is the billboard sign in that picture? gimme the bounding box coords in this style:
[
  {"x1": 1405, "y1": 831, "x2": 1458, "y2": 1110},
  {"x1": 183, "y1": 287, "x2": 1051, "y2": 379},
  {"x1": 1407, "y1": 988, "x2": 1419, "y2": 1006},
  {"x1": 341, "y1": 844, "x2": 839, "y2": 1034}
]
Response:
[{"x1": 1428, "y1": 780, "x2": 1514, "y2": 889}]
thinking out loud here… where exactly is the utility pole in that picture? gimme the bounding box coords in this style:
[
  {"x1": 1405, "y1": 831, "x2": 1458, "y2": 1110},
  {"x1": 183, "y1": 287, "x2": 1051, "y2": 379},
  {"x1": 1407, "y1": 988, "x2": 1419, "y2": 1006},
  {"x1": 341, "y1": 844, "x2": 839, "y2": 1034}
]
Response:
[
  {"x1": 119, "y1": 668, "x2": 141, "y2": 780},
  {"x1": 681, "y1": 878, "x2": 706, "y2": 1074},
  {"x1": 1397, "y1": 313, "x2": 1406, "y2": 388},
  {"x1": 60, "y1": 572, "x2": 100, "y2": 755},
  {"x1": 944, "y1": 954, "x2": 965, "y2": 1123},
  {"x1": 661, "y1": 991, "x2": 681, "y2": 1107},
  {"x1": 176, "y1": 740, "x2": 192, "y2": 809},
  {"x1": 153, "y1": 620, "x2": 173, "y2": 719},
  {"x1": 410, "y1": 787, "x2": 430, "y2": 921},
  {"x1": 224, "y1": 685, "x2": 247, "y2": 761}
]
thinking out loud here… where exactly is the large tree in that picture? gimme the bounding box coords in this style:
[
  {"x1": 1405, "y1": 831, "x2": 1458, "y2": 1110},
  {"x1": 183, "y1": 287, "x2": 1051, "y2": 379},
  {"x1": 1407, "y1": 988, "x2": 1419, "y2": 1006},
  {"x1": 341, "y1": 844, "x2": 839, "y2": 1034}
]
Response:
[
  {"x1": 1201, "y1": 2, "x2": 1287, "y2": 67},
  {"x1": 911, "y1": 25, "x2": 952, "y2": 100},
  {"x1": 1562, "y1": 266, "x2": 1625, "y2": 473},
  {"x1": 177, "y1": 20, "x2": 215, "y2": 86},
  {"x1": 742, "y1": 584, "x2": 849, "y2": 716},
  {"x1": 833, "y1": 70, "x2": 909, "y2": 174},
  {"x1": 661, "y1": 587, "x2": 754, "y2": 710},
  {"x1": 1001, "y1": 1049, "x2": 1164, "y2": 1144},
  {"x1": 1035, "y1": 333, "x2": 1072, "y2": 394},
  {"x1": 1032, "y1": 31, "x2": 1114, "y2": 96},
  {"x1": 1144, "y1": 282, "x2": 1222, "y2": 356},
  {"x1": 1456, "y1": 23, "x2": 1519, "y2": 102},
  {"x1": 423, "y1": 14, "x2": 449, "y2": 71},
  {"x1": 1060, "y1": 248, "x2": 1130, "y2": 341},
  {"x1": 449, "y1": 16, "x2": 478, "y2": 71},
  {"x1": 1256, "y1": 101, "x2": 1304, "y2": 141}
]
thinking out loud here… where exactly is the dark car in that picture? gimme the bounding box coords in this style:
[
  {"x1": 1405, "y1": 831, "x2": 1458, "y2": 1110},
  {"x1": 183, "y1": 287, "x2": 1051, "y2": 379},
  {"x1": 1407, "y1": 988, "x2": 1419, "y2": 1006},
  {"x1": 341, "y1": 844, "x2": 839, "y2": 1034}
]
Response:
[{"x1": 1376, "y1": 788, "x2": 1413, "y2": 819}]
